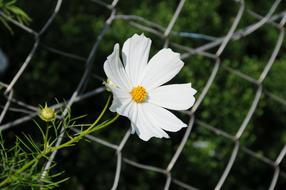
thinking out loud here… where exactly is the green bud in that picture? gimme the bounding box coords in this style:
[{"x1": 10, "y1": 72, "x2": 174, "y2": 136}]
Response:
[
  {"x1": 39, "y1": 104, "x2": 56, "y2": 122},
  {"x1": 103, "y1": 79, "x2": 117, "y2": 92}
]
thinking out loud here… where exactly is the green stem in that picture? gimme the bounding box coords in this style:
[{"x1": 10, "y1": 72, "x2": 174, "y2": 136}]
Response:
[
  {"x1": 91, "y1": 113, "x2": 120, "y2": 132},
  {"x1": 51, "y1": 113, "x2": 120, "y2": 152},
  {"x1": 0, "y1": 96, "x2": 120, "y2": 188},
  {"x1": 91, "y1": 95, "x2": 111, "y2": 127},
  {"x1": 0, "y1": 153, "x2": 42, "y2": 187},
  {"x1": 0, "y1": 178, "x2": 9, "y2": 187}
]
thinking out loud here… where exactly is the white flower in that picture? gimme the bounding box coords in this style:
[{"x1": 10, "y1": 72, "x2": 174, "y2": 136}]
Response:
[{"x1": 104, "y1": 34, "x2": 196, "y2": 141}]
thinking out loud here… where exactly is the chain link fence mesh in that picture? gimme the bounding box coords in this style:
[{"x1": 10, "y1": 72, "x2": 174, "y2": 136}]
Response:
[{"x1": 0, "y1": 0, "x2": 286, "y2": 189}]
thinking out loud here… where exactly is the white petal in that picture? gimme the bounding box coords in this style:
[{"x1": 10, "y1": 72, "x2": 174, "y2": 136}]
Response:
[
  {"x1": 131, "y1": 122, "x2": 137, "y2": 134},
  {"x1": 137, "y1": 104, "x2": 169, "y2": 140},
  {"x1": 104, "y1": 44, "x2": 131, "y2": 91},
  {"x1": 116, "y1": 101, "x2": 137, "y2": 124},
  {"x1": 140, "y1": 48, "x2": 184, "y2": 90},
  {"x1": 148, "y1": 83, "x2": 196, "y2": 110},
  {"x1": 122, "y1": 33, "x2": 151, "y2": 86},
  {"x1": 111, "y1": 87, "x2": 130, "y2": 100},
  {"x1": 116, "y1": 102, "x2": 153, "y2": 141},
  {"x1": 133, "y1": 116, "x2": 156, "y2": 141},
  {"x1": 110, "y1": 95, "x2": 120, "y2": 112},
  {"x1": 109, "y1": 87, "x2": 131, "y2": 112},
  {"x1": 116, "y1": 101, "x2": 168, "y2": 141},
  {"x1": 141, "y1": 103, "x2": 187, "y2": 132}
]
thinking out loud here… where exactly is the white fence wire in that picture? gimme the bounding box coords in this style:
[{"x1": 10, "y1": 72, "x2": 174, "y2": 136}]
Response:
[{"x1": 0, "y1": 0, "x2": 286, "y2": 189}]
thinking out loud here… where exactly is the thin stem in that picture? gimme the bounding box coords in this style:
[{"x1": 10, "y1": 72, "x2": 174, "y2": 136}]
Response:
[
  {"x1": 51, "y1": 113, "x2": 120, "y2": 151},
  {"x1": 91, "y1": 113, "x2": 119, "y2": 132},
  {"x1": 0, "y1": 153, "x2": 42, "y2": 187},
  {"x1": 0, "y1": 99, "x2": 120, "y2": 188},
  {"x1": 90, "y1": 95, "x2": 111, "y2": 128}
]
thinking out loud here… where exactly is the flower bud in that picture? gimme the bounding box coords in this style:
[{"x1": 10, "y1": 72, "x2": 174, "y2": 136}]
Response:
[
  {"x1": 39, "y1": 104, "x2": 56, "y2": 122},
  {"x1": 103, "y1": 79, "x2": 117, "y2": 92}
]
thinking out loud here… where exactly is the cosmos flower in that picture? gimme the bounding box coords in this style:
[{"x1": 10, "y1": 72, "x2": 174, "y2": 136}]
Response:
[{"x1": 104, "y1": 34, "x2": 196, "y2": 141}]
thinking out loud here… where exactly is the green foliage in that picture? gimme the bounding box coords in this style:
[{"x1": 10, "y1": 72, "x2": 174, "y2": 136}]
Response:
[
  {"x1": 0, "y1": 134, "x2": 65, "y2": 189},
  {"x1": 0, "y1": 0, "x2": 31, "y2": 33},
  {"x1": 1, "y1": 0, "x2": 285, "y2": 189},
  {"x1": 0, "y1": 96, "x2": 119, "y2": 189}
]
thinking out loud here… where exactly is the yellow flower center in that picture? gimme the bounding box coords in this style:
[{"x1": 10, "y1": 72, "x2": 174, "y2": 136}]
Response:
[{"x1": 130, "y1": 86, "x2": 148, "y2": 103}]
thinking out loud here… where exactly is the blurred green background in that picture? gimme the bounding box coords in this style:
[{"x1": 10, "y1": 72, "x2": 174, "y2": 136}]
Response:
[{"x1": 1, "y1": 0, "x2": 286, "y2": 189}]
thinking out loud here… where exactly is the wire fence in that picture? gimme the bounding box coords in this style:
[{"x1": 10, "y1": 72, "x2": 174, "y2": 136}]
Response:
[{"x1": 0, "y1": 0, "x2": 286, "y2": 189}]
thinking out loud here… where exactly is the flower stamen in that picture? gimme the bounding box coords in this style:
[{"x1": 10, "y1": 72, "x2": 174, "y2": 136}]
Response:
[{"x1": 130, "y1": 86, "x2": 147, "y2": 103}]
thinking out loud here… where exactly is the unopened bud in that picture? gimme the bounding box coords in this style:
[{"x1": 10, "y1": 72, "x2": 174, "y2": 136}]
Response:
[
  {"x1": 103, "y1": 79, "x2": 117, "y2": 92},
  {"x1": 39, "y1": 104, "x2": 56, "y2": 122}
]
